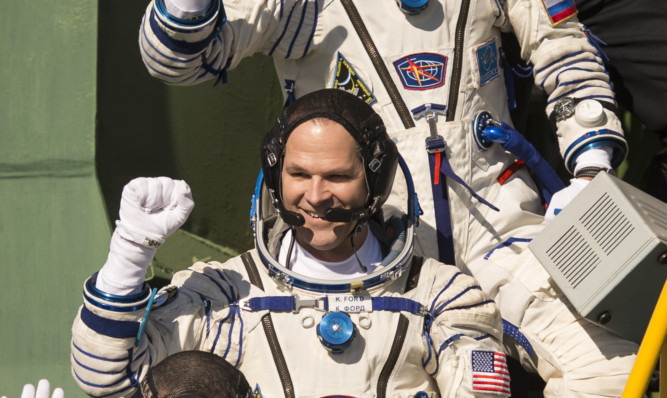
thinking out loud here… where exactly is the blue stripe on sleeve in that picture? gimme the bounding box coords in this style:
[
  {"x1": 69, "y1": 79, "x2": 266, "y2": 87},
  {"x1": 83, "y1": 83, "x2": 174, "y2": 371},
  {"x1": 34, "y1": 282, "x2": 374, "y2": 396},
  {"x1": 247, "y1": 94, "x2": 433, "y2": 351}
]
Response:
[
  {"x1": 548, "y1": 89, "x2": 615, "y2": 104},
  {"x1": 286, "y1": 0, "x2": 309, "y2": 58},
  {"x1": 539, "y1": 59, "x2": 602, "y2": 88},
  {"x1": 535, "y1": 51, "x2": 584, "y2": 76},
  {"x1": 269, "y1": 2, "x2": 298, "y2": 56},
  {"x1": 141, "y1": 24, "x2": 198, "y2": 65},
  {"x1": 80, "y1": 306, "x2": 141, "y2": 339},
  {"x1": 149, "y1": 9, "x2": 216, "y2": 55},
  {"x1": 301, "y1": 0, "x2": 318, "y2": 57}
]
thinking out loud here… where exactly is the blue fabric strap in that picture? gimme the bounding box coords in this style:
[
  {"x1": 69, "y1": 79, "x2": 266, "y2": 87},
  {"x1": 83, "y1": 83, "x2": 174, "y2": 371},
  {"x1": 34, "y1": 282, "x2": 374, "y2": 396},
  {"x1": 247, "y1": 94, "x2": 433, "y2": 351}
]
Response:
[
  {"x1": 426, "y1": 136, "x2": 498, "y2": 264},
  {"x1": 243, "y1": 295, "x2": 424, "y2": 315},
  {"x1": 501, "y1": 49, "x2": 517, "y2": 111},
  {"x1": 283, "y1": 79, "x2": 296, "y2": 108},
  {"x1": 245, "y1": 296, "x2": 296, "y2": 312},
  {"x1": 80, "y1": 306, "x2": 140, "y2": 339},
  {"x1": 427, "y1": 138, "x2": 456, "y2": 266},
  {"x1": 484, "y1": 237, "x2": 533, "y2": 260},
  {"x1": 433, "y1": 140, "x2": 499, "y2": 212},
  {"x1": 371, "y1": 297, "x2": 423, "y2": 315},
  {"x1": 503, "y1": 319, "x2": 534, "y2": 356}
]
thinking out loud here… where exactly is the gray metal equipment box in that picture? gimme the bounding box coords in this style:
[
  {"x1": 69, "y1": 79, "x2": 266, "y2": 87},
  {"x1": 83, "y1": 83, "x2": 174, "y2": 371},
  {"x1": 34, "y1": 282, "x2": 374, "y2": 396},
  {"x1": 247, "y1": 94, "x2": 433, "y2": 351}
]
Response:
[{"x1": 529, "y1": 172, "x2": 667, "y2": 344}]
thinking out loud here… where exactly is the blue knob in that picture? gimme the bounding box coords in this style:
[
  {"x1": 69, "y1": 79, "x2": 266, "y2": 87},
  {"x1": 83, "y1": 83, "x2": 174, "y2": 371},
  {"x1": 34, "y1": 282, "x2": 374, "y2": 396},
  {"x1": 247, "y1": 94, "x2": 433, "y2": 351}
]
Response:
[
  {"x1": 316, "y1": 312, "x2": 357, "y2": 354},
  {"x1": 396, "y1": 0, "x2": 429, "y2": 14}
]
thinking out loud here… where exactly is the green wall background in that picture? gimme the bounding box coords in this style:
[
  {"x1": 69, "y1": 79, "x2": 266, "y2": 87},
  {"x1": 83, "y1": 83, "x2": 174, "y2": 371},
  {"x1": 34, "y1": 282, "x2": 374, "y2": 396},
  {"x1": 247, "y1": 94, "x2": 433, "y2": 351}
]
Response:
[{"x1": 1, "y1": 0, "x2": 282, "y2": 395}]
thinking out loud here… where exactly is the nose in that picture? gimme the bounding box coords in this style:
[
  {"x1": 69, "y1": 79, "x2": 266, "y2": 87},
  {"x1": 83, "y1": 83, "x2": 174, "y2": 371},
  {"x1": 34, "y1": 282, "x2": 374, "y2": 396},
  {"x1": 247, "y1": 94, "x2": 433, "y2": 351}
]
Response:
[{"x1": 304, "y1": 177, "x2": 332, "y2": 206}]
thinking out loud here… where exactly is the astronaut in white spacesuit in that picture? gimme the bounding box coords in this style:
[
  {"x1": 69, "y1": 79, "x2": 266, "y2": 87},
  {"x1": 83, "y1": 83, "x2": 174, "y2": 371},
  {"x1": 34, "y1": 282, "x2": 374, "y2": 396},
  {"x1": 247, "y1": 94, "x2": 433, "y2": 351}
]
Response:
[
  {"x1": 71, "y1": 89, "x2": 510, "y2": 397},
  {"x1": 136, "y1": 0, "x2": 639, "y2": 395}
]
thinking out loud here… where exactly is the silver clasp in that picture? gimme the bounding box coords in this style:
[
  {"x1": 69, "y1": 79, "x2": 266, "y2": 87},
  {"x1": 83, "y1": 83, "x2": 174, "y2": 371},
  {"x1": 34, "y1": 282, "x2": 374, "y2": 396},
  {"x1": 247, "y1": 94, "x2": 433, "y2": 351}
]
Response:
[
  {"x1": 294, "y1": 295, "x2": 328, "y2": 313},
  {"x1": 412, "y1": 103, "x2": 447, "y2": 140}
]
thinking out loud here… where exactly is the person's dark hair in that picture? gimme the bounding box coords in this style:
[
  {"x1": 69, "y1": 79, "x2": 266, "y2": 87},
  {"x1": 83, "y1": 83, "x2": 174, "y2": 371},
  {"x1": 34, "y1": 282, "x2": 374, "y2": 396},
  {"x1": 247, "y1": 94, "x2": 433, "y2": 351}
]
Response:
[
  {"x1": 133, "y1": 351, "x2": 253, "y2": 398},
  {"x1": 261, "y1": 89, "x2": 399, "y2": 227}
]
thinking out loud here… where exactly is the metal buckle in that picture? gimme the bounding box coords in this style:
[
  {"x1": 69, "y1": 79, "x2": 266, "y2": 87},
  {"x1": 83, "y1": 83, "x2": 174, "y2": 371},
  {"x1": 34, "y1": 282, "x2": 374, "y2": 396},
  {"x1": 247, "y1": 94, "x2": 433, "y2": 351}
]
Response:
[
  {"x1": 424, "y1": 135, "x2": 446, "y2": 154},
  {"x1": 294, "y1": 295, "x2": 327, "y2": 312},
  {"x1": 412, "y1": 103, "x2": 447, "y2": 140},
  {"x1": 239, "y1": 298, "x2": 252, "y2": 311}
]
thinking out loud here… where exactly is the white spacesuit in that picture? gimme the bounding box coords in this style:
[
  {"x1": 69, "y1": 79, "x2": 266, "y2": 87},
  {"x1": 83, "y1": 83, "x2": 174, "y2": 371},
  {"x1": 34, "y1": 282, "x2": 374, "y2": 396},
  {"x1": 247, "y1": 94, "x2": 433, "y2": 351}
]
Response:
[
  {"x1": 71, "y1": 89, "x2": 510, "y2": 397},
  {"x1": 137, "y1": 0, "x2": 638, "y2": 395}
]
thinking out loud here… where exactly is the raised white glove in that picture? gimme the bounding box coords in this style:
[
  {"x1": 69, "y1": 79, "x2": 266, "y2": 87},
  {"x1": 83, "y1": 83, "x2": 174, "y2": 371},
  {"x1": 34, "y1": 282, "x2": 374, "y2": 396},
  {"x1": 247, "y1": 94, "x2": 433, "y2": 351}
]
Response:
[
  {"x1": 16, "y1": 380, "x2": 64, "y2": 398},
  {"x1": 544, "y1": 178, "x2": 589, "y2": 223},
  {"x1": 96, "y1": 177, "x2": 194, "y2": 295}
]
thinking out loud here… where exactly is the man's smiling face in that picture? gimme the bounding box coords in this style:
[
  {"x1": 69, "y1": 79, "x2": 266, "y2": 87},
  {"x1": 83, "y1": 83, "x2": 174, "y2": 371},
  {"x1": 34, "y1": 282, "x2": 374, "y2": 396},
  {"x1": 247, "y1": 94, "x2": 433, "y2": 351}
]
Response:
[{"x1": 280, "y1": 118, "x2": 369, "y2": 262}]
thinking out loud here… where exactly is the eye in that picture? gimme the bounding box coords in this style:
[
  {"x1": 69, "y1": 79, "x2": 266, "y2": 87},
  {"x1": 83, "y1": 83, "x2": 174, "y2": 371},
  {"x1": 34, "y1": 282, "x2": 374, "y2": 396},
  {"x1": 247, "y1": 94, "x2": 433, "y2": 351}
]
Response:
[
  {"x1": 288, "y1": 171, "x2": 309, "y2": 179},
  {"x1": 328, "y1": 174, "x2": 353, "y2": 182}
]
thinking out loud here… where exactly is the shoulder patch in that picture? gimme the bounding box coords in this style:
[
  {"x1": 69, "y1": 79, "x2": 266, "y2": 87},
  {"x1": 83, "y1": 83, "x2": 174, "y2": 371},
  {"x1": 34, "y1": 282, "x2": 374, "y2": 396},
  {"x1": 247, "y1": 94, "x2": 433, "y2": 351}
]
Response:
[
  {"x1": 393, "y1": 53, "x2": 447, "y2": 91},
  {"x1": 471, "y1": 350, "x2": 511, "y2": 396},
  {"x1": 475, "y1": 40, "x2": 500, "y2": 87},
  {"x1": 152, "y1": 285, "x2": 179, "y2": 308},
  {"x1": 332, "y1": 52, "x2": 376, "y2": 104},
  {"x1": 542, "y1": 0, "x2": 578, "y2": 26}
]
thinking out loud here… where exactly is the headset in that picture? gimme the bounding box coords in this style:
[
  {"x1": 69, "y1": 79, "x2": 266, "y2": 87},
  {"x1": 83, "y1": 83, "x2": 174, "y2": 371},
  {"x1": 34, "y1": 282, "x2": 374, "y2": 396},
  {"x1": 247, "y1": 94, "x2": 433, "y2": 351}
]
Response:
[{"x1": 250, "y1": 154, "x2": 419, "y2": 293}]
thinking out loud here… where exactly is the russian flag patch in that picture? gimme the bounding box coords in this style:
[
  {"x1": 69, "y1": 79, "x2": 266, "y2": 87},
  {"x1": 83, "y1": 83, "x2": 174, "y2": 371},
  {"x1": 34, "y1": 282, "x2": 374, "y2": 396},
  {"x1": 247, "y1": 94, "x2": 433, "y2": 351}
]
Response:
[
  {"x1": 471, "y1": 350, "x2": 511, "y2": 396},
  {"x1": 542, "y1": 0, "x2": 578, "y2": 26}
]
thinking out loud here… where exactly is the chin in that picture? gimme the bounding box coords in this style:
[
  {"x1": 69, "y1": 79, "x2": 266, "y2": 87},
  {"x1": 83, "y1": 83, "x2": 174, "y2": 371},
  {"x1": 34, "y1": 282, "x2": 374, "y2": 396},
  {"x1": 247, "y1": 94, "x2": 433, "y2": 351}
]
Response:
[{"x1": 306, "y1": 239, "x2": 344, "y2": 252}]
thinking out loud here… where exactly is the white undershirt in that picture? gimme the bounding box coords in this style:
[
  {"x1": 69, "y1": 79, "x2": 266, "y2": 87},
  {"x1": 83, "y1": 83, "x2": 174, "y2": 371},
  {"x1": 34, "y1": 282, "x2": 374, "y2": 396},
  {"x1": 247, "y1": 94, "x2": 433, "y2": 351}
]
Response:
[{"x1": 277, "y1": 228, "x2": 382, "y2": 280}]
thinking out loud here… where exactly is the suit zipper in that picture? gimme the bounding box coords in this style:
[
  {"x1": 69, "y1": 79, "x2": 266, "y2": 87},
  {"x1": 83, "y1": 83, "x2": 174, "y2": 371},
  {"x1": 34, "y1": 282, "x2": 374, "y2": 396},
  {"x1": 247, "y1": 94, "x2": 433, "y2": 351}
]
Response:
[
  {"x1": 341, "y1": 0, "x2": 415, "y2": 129},
  {"x1": 262, "y1": 314, "x2": 296, "y2": 398},
  {"x1": 446, "y1": 0, "x2": 472, "y2": 122},
  {"x1": 377, "y1": 314, "x2": 410, "y2": 397},
  {"x1": 241, "y1": 252, "x2": 295, "y2": 397}
]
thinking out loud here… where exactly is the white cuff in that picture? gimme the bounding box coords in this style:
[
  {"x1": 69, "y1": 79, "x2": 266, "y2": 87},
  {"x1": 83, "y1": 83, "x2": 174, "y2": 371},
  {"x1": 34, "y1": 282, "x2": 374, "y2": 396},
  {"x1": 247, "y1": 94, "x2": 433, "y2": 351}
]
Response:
[
  {"x1": 573, "y1": 146, "x2": 613, "y2": 176},
  {"x1": 96, "y1": 230, "x2": 156, "y2": 296}
]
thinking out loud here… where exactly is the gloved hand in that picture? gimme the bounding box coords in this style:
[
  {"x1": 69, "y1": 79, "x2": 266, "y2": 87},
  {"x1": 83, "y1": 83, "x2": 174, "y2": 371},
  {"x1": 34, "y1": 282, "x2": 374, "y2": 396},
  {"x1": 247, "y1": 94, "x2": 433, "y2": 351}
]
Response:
[
  {"x1": 544, "y1": 178, "x2": 588, "y2": 223},
  {"x1": 2, "y1": 379, "x2": 65, "y2": 398},
  {"x1": 96, "y1": 177, "x2": 194, "y2": 296},
  {"x1": 545, "y1": 146, "x2": 613, "y2": 223}
]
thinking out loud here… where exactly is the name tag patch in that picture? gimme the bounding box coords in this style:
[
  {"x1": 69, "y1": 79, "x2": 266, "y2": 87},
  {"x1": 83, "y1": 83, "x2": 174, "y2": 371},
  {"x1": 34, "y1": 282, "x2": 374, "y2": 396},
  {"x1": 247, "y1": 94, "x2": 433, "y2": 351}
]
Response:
[{"x1": 329, "y1": 293, "x2": 373, "y2": 312}]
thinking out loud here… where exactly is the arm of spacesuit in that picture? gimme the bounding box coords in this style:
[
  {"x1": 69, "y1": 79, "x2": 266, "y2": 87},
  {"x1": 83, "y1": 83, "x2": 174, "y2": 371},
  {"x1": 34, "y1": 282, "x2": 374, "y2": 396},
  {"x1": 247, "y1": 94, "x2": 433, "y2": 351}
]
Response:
[
  {"x1": 423, "y1": 261, "x2": 509, "y2": 397},
  {"x1": 71, "y1": 177, "x2": 198, "y2": 397},
  {"x1": 499, "y1": 0, "x2": 627, "y2": 220},
  {"x1": 138, "y1": 0, "x2": 321, "y2": 86}
]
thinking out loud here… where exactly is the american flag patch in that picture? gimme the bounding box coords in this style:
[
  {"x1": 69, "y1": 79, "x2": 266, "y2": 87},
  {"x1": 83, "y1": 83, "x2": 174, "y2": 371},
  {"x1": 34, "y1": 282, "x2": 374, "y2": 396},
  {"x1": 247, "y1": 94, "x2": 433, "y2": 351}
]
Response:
[
  {"x1": 471, "y1": 350, "x2": 511, "y2": 395},
  {"x1": 542, "y1": 0, "x2": 578, "y2": 26}
]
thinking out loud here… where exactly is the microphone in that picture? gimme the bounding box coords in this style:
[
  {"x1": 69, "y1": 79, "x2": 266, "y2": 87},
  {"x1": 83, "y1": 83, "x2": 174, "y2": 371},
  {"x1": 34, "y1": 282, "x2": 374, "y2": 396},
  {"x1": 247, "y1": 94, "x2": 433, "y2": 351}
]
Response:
[
  {"x1": 324, "y1": 207, "x2": 368, "y2": 223},
  {"x1": 278, "y1": 206, "x2": 369, "y2": 226},
  {"x1": 277, "y1": 209, "x2": 305, "y2": 227}
]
